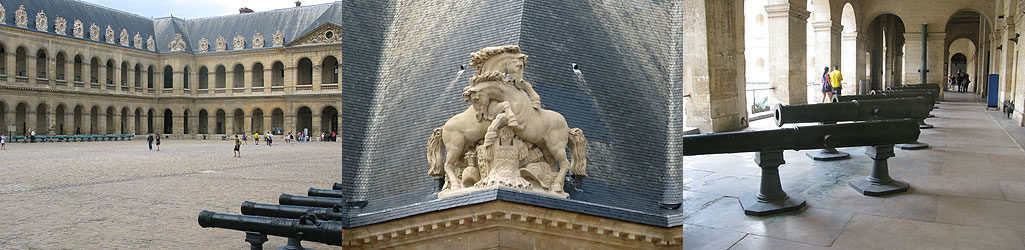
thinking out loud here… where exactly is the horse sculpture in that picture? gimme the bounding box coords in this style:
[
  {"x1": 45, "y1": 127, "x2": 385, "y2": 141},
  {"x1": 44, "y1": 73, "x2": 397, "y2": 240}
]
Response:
[{"x1": 428, "y1": 46, "x2": 587, "y2": 197}]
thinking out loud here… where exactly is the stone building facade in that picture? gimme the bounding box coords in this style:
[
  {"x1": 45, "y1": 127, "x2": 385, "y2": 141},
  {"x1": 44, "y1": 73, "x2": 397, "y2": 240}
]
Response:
[{"x1": 0, "y1": 0, "x2": 341, "y2": 139}]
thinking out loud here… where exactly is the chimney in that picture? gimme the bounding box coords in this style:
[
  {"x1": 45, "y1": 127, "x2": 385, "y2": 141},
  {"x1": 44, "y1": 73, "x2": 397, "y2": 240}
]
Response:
[
  {"x1": 239, "y1": 7, "x2": 254, "y2": 14},
  {"x1": 295, "y1": 1, "x2": 301, "y2": 7}
]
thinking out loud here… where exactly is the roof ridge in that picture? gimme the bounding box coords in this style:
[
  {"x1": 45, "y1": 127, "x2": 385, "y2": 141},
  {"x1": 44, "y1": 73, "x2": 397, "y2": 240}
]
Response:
[
  {"x1": 169, "y1": 1, "x2": 341, "y2": 22},
  {"x1": 63, "y1": 0, "x2": 154, "y2": 20}
]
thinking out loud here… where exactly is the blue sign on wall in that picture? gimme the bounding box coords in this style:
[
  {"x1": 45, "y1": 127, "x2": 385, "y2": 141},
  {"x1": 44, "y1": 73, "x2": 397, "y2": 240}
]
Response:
[{"x1": 988, "y1": 74, "x2": 999, "y2": 108}]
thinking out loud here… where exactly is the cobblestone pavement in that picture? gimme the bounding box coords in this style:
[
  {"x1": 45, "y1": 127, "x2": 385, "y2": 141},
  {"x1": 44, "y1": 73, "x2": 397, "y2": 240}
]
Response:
[{"x1": 0, "y1": 139, "x2": 341, "y2": 249}]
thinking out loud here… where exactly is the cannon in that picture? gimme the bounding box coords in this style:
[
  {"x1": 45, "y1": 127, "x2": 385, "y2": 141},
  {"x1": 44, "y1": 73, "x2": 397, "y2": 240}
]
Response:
[
  {"x1": 876, "y1": 88, "x2": 939, "y2": 102},
  {"x1": 241, "y1": 201, "x2": 345, "y2": 221},
  {"x1": 332, "y1": 182, "x2": 343, "y2": 190},
  {"x1": 833, "y1": 95, "x2": 934, "y2": 149},
  {"x1": 775, "y1": 97, "x2": 930, "y2": 160},
  {"x1": 279, "y1": 194, "x2": 344, "y2": 208},
  {"x1": 308, "y1": 188, "x2": 345, "y2": 199},
  {"x1": 198, "y1": 210, "x2": 343, "y2": 248},
  {"x1": 682, "y1": 119, "x2": 920, "y2": 215}
]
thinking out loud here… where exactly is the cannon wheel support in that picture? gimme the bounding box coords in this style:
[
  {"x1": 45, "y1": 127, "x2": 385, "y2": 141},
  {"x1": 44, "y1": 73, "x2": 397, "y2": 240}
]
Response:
[
  {"x1": 805, "y1": 122, "x2": 851, "y2": 161},
  {"x1": 245, "y1": 232, "x2": 268, "y2": 250},
  {"x1": 849, "y1": 145, "x2": 910, "y2": 196},
  {"x1": 740, "y1": 150, "x2": 807, "y2": 216}
]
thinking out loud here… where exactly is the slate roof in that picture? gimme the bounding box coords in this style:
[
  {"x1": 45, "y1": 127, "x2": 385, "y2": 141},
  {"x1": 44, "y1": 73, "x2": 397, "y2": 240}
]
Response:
[
  {"x1": 0, "y1": 0, "x2": 342, "y2": 53},
  {"x1": 341, "y1": 0, "x2": 681, "y2": 228}
]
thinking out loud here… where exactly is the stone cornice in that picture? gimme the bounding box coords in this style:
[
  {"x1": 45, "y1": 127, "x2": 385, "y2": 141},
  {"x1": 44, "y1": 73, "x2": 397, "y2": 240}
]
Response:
[
  {"x1": 341, "y1": 201, "x2": 682, "y2": 248},
  {"x1": 764, "y1": 3, "x2": 810, "y2": 20}
]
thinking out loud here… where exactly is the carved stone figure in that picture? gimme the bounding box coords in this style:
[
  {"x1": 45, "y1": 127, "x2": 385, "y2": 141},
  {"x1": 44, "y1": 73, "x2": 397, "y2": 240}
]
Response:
[
  {"x1": 35, "y1": 10, "x2": 46, "y2": 31},
  {"x1": 14, "y1": 5, "x2": 27, "y2": 28},
  {"x1": 54, "y1": 17, "x2": 66, "y2": 35},
  {"x1": 0, "y1": 3, "x2": 6, "y2": 25},
  {"x1": 89, "y1": 23, "x2": 99, "y2": 41},
  {"x1": 168, "y1": 33, "x2": 186, "y2": 51},
  {"x1": 198, "y1": 38, "x2": 209, "y2": 52},
  {"x1": 73, "y1": 20, "x2": 83, "y2": 38},
  {"x1": 427, "y1": 46, "x2": 587, "y2": 199},
  {"x1": 133, "y1": 33, "x2": 143, "y2": 49},
  {"x1": 233, "y1": 34, "x2": 245, "y2": 50},
  {"x1": 215, "y1": 36, "x2": 226, "y2": 51},
  {"x1": 119, "y1": 29, "x2": 129, "y2": 46},
  {"x1": 146, "y1": 35, "x2": 155, "y2": 51},
  {"x1": 272, "y1": 30, "x2": 284, "y2": 46},
  {"x1": 252, "y1": 33, "x2": 264, "y2": 49},
  {"x1": 105, "y1": 25, "x2": 114, "y2": 43}
]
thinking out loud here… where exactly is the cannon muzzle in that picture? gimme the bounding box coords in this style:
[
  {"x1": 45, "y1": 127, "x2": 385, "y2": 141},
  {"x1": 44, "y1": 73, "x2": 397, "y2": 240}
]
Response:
[
  {"x1": 682, "y1": 119, "x2": 920, "y2": 156},
  {"x1": 332, "y1": 182, "x2": 344, "y2": 190},
  {"x1": 241, "y1": 201, "x2": 344, "y2": 221},
  {"x1": 197, "y1": 210, "x2": 343, "y2": 246},
  {"x1": 308, "y1": 188, "x2": 345, "y2": 198},
  {"x1": 279, "y1": 194, "x2": 344, "y2": 208}
]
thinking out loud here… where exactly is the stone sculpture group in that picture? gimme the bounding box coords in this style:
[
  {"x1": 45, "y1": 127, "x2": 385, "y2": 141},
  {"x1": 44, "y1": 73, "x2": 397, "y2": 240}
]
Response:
[{"x1": 428, "y1": 46, "x2": 587, "y2": 199}]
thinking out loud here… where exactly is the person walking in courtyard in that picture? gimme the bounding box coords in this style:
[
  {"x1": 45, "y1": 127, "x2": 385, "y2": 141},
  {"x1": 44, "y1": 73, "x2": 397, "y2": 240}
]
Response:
[
  {"x1": 1, "y1": 135, "x2": 6, "y2": 150},
  {"x1": 254, "y1": 132, "x2": 260, "y2": 145},
  {"x1": 242, "y1": 134, "x2": 248, "y2": 145},
  {"x1": 147, "y1": 134, "x2": 154, "y2": 151},
  {"x1": 820, "y1": 66, "x2": 832, "y2": 103},
  {"x1": 233, "y1": 135, "x2": 242, "y2": 157},
  {"x1": 267, "y1": 132, "x2": 273, "y2": 146},
  {"x1": 155, "y1": 134, "x2": 161, "y2": 151},
  {"x1": 829, "y1": 64, "x2": 843, "y2": 97}
]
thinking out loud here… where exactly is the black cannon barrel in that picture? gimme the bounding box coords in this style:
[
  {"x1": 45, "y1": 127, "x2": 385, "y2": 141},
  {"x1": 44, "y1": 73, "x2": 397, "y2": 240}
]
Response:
[
  {"x1": 241, "y1": 201, "x2": 344, "y2": 221},
  {"x1": 198, "y1": 210, "x2": 343, "y2": 246},
  {"x1": 279, "y1": 194, "x2": 344, "y2": 208},
  {"x1": 308, "y1": 188, "x2": 345, "y2": 199},
  {"x1": 332, "y1": 182, "x2": 343, "y2": 190},
  {"x1": 896, "y1": 84, "x2": 940, "y2": 90},
  {"x1": 835, "y1": 92, "x2": 935, "y2": 106},
  {"x1": 877, "y1": 88, "x2": 939, "y2": 100},
  {"x1": 776, "y1": 97, "x2": 930, "y2": 126},
  {"x1": 681, "y1": 119, "x2": 920, "y2": 156}
]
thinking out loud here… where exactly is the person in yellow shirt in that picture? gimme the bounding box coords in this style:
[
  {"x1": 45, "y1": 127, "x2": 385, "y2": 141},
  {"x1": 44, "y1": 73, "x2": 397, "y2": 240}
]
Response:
[{"x1": 829, "y1": 64, "x2": 843, "y2": 96}]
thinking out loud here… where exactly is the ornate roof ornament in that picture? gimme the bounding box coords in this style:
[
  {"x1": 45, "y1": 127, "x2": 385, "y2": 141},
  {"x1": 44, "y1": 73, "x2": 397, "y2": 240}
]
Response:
[
  {"x1": 272, "y1": 30, "x2": 284, "y2": 47},
  {"x1": 73, "y1": 20, "x2": 83, "y2": 38},
  {"x1": 252, "y1": 33, "x2": 264, "y2": 49},
  {"x1": 133, "y1": 33, "x2": 143, "y2": 49},
  {"x1": 89, "y1": 23, "x2": 99, "y2": 41},
  {"x1": 54, "y1": 17, "x2": 66, "y2": 35},
  {"x1": 198, "y1": 38, "x2": 209, "y2": 52},
  {"x1": 14, "y1": 5, "x2": 27, "y2": 28},
  {"x1": 286, "y1": 23, "x2": 341, "y2": 46},
  {"x1": 169, "y1": 33, "x2": 186, "y2": 51},
  {"x1": 146, "y1": 35, "x2": 155, "y2": 51},
  {"x1": 105, "y1": 25, "x2": 114, "y2": 44},
  {"x1": 215, "y1": 36, "x2": 226, "y2": 51},
  {"x1": 232, "y1": 34, "x2": 245, "y2": 50},
  {"x1": 0, "y1": 3, "x2": 6, "y2": 25},
  {"x1": 119, "y1": 29, "x2": 130, "y2": 46},
  {"x1": 35, "y1": 10, "x2": 47, "y2": 31}
]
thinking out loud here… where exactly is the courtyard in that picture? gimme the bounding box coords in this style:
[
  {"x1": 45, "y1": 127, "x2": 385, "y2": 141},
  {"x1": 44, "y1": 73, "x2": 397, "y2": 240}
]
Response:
[{"x1": 0, "y1": 139, "x2": 340, "y2": 249}]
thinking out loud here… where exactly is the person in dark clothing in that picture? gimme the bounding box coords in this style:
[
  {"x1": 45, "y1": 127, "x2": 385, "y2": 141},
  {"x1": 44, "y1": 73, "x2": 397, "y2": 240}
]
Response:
[
  {"x1": 147, "y1": 134, "x2": 154, "y2": 150},
  {"x1": 155, "y1": 134, "x2": 161, "y2": 151}
]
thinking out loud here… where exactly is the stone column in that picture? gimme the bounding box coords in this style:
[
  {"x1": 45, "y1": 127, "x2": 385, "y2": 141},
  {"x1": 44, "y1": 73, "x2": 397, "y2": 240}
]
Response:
[
  {"x1": 284, "y1": 65, "x2": 296, "y2": 94},
  {"x1": 171, "y1": 111, "x2": 183, "y2": 135},
  {"x1": 112, "y1": 65, "x2": 121, "y2": 93},
  {"x1": 841, "y1": 32, "x2": 858, "y2": 92},
  {"x1": 284, "y1": 113, "x2": 296, "y2": 134},
  {"x1": 4, "y1": 51, "x2": 14, "y2": 78},
  {"x1": 681, "y1": 0, "x2": 748, "y2": 132},
  {"x1": 174, "y1": 67, "x2": 184, "y2": 95},
  {"x1": 187, "y1": 112, "x2": 198, "y2": 135},
  {"x1": 83, "y1": 62, "x2": 93, "y2": 86},
  {"x1": 153, "y1": 111, "x2": 164, "y2": 135},
  {"x1": 96, "y1": 110, "x2": 106, "y2": 134},
  {"x1": 766, "y1": 1, "x2": 810, "y2": 105},
  {"x1": 64, "y1": 58, "x2": 75, "y2": 88},
  {"x1": 244, "y1": 69, "x2": 252, "y2": 94},
  {"x1": 312, "y1": 65, "x2": 322, "y2": 91},
  {"x1": 26, "y1": 53, "x2": 38, "y2": 84},
  {"x1": 243, "y1": 114, "x2": 252, "y2": 135},
  {"x1": 262, "y1": 115, "x2": 272, "y2": 134},
  {"x1": 311, "y1": 114, "x2": 321, "y2": 137},
  {"x1": 903, "y1": 30, "x2": 945, "y2": 85},
  {"x1": 126, "y1": 112, "x2": 135, "y2": 135},
  {"x1": 226, "y1": 69, "x2": 236, "y2": 94},
  {"x1": 263, "y1": 68, "x2": 273, "y2": 93},
  {"x1": 812, "y1": 20, "x2": 842, "y2": 69},
  {"x1": 225, "y1": 113, "x2": 234, "y2": 135}
]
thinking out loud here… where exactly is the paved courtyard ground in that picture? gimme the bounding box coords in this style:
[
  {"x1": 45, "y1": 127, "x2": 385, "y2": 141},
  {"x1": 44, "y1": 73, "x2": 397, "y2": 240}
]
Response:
[
  {"x1": 684, "y1": 91, "x2": 1025, "y2": 249},
  {"x1": 0, "y1": 139, "x2": 341, "y2": 249}
]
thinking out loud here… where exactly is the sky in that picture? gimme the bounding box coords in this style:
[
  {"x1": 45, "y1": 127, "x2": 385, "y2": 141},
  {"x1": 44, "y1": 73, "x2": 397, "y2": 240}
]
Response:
[{"x1": 78, "y1": 0, "x2": 338, "y2": 19}]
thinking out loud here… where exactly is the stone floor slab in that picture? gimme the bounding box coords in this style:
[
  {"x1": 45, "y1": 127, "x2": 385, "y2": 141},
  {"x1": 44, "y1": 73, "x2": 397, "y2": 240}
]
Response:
[
  {"x1": 936, "y1": 196, "x2": 1025, "y2": 232},
  {"x1": 728, "y1": 235, "x2": 834, "y2": 250},
  {"x1": 833, "y1": 214, "x2": 1025, "y2": 250},
  {"x1": 682, "y1": 197, "x2": 853, "y2": 247},
  {"x1": 682, "y1": 224, "x2": 746, "y2": 250}
]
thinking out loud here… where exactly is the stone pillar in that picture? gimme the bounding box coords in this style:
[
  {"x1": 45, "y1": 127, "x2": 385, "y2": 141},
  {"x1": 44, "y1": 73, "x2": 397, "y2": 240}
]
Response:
[
  {"x1": 841, "y1": 32, "x2": 859, "y2": 92},
  {"x1": 26, "y1": 53, "x2": 38, "y2": 84},
  {"x1": 681, "y1": 0, "x2": 748, "y2": 132},
  {"x1": 226, "y1": 69, "x2": 236, "y2": 94},
  {"x1": 153, "y1": 112, "x2": 164, "y2": 135},
  {"x1": 766, "y1": 1, "x2": 810, "y2": 105},
  {"x1": 312, "y1": 65, "x2": 322, "y2": 91},
  {"x1": 244, "y1": 69, "x2": 252, "y2": 94},
  {"x1": 96, "y1": 110, "x2": 106, "y2": 134},
  {"x1": 262, "y1": 115, "x2": 272, "y2": 134},
  {"x1": 284, "y1": 113, "x2": 296, "y2": 134},
  {"x1": 126, "y1": 112, "x2": 135, "y2": 135},
  {"x1": 284, "y1": 65, "x2": 296, "y2": 94},
  {"x1": 62, "y1": 111, "x2": 73, "y2": 135},
  {"x1": 4, "y1": 51, "x2": 14, "y2": 78},
  {"x1": 904, "y1": 30, "x2": 946, "y2": 85},
  {"x1": 172, "y1": 111, "x2": 183, "y2": 135},
  {"x1": 225, "y1": 114, "x2": 234, "y2": 135},
  {"x1": 47, "y1": 106, "x2": 57, "y2": 135},
  {"x1": 174, "y1": 67, "x2": 184, "y2": 95},
  {"x1": 83, "y1": 62, "x2": 93, "y2": 86},
  {"x1": 812, "y1": 20, "x2": 842, "y2": 69},
  {"x1": 243, "y1": 114, "x2": 253, "y2": 135},
  {"x1": 187, "y1": 112, "x2": 198, "y2": 135},
  {"x1": 64, "y1": 59, "x2": 75, "y2": 87},
  {"x1": 112, "y1": 65, "x2": 121, "y2": 93},
  {"x1": 263, "y1": 68, "x2": 273, "y2": 93},
  {"x1": 312, "y1": 114, "x2": 321, "y2": 137}
]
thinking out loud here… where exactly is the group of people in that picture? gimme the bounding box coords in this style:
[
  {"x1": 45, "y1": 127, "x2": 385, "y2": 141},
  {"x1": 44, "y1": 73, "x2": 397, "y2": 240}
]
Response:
[
  {"x1": 949, "y1": 71, "x2": 971, "y2": 93},
  {"x1": 819, "y1": 64, "x2": 844, "y2": 103},
  {"x1": 146, "y1": 134, "x2": 162, "y2": 151}
]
